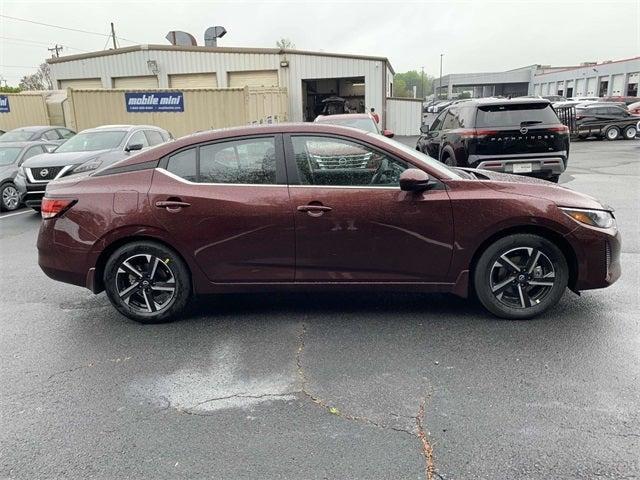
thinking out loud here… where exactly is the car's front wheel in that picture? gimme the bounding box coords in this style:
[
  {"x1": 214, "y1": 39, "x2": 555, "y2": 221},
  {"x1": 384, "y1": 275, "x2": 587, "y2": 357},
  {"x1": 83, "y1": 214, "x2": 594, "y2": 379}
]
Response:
[
  {"x1": 473, "y1": 234, "x2": 569, "y2": 320},
  {"x1": 0, "y1": 183, "x2": 20, "y2": 211},
  {"x1": 104, "y1": 241, "x2": 191, "y2": 323}
]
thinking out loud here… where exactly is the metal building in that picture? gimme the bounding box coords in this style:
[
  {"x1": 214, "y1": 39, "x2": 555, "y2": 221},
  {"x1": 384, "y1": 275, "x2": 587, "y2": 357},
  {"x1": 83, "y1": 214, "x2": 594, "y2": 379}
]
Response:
[{"x1": 47, "y1": 45, "x2": 395, "y2": 126}]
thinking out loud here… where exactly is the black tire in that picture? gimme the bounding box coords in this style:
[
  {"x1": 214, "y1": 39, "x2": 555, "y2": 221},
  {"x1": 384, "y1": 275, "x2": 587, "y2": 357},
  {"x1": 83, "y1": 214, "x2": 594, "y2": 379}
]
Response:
[
  {"x1": 441, "y1": 151, "x2": 457, "y2": 167},
  {"x1": 623, "y1": 125, "x2": 637, "y2": 140},
  {"x1": 473, "y1": 234, "x2": 568, "y2": 320},
  {"x1": 0, "y1": 182, "x2": 20, "y2": 212},
  {"x1": 104, "y1": 241, "x2": 191, "y2": 324},
  {"x1": 548, "y1": 175, "x2": 560, "y2": 183},
  {"x1": 604, "y1": 126, "x2": 620, "y2": 141}
]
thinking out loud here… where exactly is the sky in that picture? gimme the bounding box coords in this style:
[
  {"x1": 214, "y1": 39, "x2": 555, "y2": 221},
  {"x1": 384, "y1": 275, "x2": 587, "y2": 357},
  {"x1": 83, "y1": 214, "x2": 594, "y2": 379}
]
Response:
[{"x1": 1, "y1": 0, "x2": 639, "y2": 85}]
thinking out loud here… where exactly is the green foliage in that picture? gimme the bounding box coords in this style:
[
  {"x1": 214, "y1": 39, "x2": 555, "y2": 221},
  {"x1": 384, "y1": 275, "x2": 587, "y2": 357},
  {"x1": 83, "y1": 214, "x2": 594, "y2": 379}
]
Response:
[
  {"x1": 276, "y1": 38, "x2": 295, "y2": 49},
  {"x1": 0, "y1": 86, "x2": 22, "y2": 93},
  {"x1": 393, "y1": 70, "x2": 434, "y2": 98}
]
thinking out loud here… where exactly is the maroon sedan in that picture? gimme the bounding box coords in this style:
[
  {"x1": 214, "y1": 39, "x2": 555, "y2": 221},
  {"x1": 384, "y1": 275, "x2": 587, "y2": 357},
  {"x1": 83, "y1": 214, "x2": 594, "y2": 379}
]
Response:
[{"x1": 37, "y1": 124, "x2": 621, "y2": 323}]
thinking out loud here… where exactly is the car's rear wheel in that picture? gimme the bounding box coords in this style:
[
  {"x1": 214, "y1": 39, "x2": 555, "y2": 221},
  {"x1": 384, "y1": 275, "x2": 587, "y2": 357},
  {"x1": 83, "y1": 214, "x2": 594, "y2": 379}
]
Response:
[
  {"x1": 0, "y1": 183, "x2": 20, "y2": 211},
  {"x1": 623, "y1": 125, "x2": 637, "y2": 140},
  {"x1": 473, "y1": 234, "x2": 568, "y2": 320},
  {"x1": 441, "y1": 152, "x2": 457, "y2": 167},
  {"x1": 104, "y1": 241, "x2": 191, "y2": 324},
  {"x1": 604, "y1": 126, "x2": 620, "y2": 141}
]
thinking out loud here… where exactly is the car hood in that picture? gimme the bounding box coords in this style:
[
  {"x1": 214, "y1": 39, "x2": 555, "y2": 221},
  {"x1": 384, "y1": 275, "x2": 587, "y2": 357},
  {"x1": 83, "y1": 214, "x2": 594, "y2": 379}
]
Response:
[
  {"x1": 21, "y1": 149, "x2": 114, "y2": 168},
  {"x1": 465, "y1": 168, "x2": 608, "y2": 211}
]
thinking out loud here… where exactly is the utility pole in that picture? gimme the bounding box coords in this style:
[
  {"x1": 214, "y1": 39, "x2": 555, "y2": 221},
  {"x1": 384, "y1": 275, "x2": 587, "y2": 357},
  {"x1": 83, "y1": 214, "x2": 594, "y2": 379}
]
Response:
[
  {"x1": 110, "y1": 22, "x2": 118, "y2": 49},
  {"x1": 48, "y1": 44, "x2": 63, "y2": 58},
  {"x1": 439, "y1": 53, "x2": 444, "y2": 99},
  {"x1": 421, "y1": 66, "x2": 425, "y2": 100}
]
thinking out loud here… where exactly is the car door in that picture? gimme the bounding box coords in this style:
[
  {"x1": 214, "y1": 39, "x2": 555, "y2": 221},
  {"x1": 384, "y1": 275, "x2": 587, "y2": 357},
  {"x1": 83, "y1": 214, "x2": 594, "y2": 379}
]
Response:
[
  {"x1": 284, "y1": 133, "x2": 454, "y2": 282},
  {"x1": 423, "y1": 110, "x2": 450, "y2": 159},
  {"x1": 149, "y1": 134, "x2": 295, "y2": 283}
]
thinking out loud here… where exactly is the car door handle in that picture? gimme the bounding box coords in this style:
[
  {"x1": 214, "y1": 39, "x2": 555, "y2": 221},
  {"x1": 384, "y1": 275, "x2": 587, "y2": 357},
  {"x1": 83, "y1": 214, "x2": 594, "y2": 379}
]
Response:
[
  {"x1": 155, "y1": 200, "x2": 191, "y2": 212},
  {"x1": 297, "y1": 204, "x2": 332, "y2": 217}
]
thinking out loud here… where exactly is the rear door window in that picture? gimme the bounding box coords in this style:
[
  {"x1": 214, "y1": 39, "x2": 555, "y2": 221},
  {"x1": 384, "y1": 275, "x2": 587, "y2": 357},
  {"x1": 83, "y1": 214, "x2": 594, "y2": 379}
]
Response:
[
  {"x1": 476, "y1": 103, "x2": 559, "y2": 127},
  {"x1": 166, "y1": 148, "x2": 197, "y2": 182},
  {"x1": 42, "y1": 130, "x2": 61, "y2": 141},
  {"x1": 145, "y1": 130, "x2": 165, "y2": 146},
  {"x1": 127, "y1": 131, "x2": 150, "y2": 149},
  {"x1": 199, "y1": 137, "x2": 276, "y2": 184}
]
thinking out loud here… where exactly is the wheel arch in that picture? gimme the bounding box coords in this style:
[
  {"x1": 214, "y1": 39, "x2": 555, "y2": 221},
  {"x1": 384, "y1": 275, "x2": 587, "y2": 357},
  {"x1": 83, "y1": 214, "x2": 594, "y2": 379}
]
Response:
[
  {"x1": 468, "y1": 225, "x2": 579, "y2": 294},
  {"x1": 439, "y1": 144, "x2": 455, "y2": 163},
  {"x1": 93, "y1": 234, "x2": 194, "y2": 294}
]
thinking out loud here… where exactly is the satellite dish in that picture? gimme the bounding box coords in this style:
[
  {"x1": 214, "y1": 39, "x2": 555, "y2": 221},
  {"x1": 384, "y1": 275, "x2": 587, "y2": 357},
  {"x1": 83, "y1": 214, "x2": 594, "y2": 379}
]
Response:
[
  {"x1": 166, "y1": 31, "x2": 197, "y2": 46},
  {"x1": 204, "y1": 26, "x2": 227, "y2": 47}
]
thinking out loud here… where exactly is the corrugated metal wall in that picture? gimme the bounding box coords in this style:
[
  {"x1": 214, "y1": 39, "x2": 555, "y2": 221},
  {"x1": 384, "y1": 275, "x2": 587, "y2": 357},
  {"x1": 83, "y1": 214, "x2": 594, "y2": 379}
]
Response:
[
  {"x1": 386, "y1": 98, "x2": 422, "y2": 136},
  {"x1": 66, "y1": 87, "x2": 288, "y2": 137},
  {"x1": 0, "y1": 93, "x2": 50, "y2": 130}
]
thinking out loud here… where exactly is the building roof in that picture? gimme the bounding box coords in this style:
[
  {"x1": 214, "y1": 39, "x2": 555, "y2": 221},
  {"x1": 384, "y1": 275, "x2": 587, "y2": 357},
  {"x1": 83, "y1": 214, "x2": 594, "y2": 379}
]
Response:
[
  {"x1": 46, "y1": 44, "x2": 395, "y2": 74},
  {"x1": 534, "y1": 56, "x2": 640, "y2": 77}
]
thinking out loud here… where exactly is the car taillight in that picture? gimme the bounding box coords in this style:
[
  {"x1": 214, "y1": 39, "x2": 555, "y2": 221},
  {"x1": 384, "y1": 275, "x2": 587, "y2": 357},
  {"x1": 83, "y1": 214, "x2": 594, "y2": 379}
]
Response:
[
  {"x1": 41, "y1": 198, "x2": 76, "y2": 220},
  {"x1": 548, "y1": 125, "x2": 570, "y2": 133},
  {"x1": 459, "y1": 129, "x2": 498, "y2": 138}
]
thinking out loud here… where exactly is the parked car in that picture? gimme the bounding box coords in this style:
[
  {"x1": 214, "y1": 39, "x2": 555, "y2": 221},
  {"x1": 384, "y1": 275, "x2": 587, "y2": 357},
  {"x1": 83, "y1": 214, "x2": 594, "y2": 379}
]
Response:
[
  {"x1": 0, "y1": 141, "x2": 56, "y2": 211},
  {"x1": 0, "y1": 126, "x2": 75, "y2": 145},
  {"x1": 416, "y1": 98, "x2": 570, "y2": 182},
  {"x1": 37, "y1": 123, "x2": 620, "y2": 323},
  {"x1": 16, "y1": 125, "x2": 171, "y2": 210},
  {"x1": 627, "y1": 100, "x2": 640, "y2": 115},
  {"x1": 567, "y1": 96, "x2": 600, "y2": 103},
  {"x1": 314, "y1": 113, "x2": 394, "y2": 137},
  {"x1": 602, "y1": 96, "x2": 640, "y2": 106},
  {"x1": 575, "y1": 104, "x2": 639, "y2": 140},
  {"x1": 542, "y1": 95, "x2": 565, "y2": 102}
]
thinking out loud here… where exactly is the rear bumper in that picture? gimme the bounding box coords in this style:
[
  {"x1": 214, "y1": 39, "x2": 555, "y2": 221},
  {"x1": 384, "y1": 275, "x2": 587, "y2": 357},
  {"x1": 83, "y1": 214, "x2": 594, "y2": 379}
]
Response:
[{"x1": 469, "y1": 153, "x2": 567, "y2": 177}]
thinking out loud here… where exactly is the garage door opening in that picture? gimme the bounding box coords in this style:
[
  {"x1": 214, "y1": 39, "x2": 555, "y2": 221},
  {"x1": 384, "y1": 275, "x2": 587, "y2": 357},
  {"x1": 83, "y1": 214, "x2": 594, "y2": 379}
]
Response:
[{"x1": 301, "y1": 76, "x2": 365, "y2": 121}]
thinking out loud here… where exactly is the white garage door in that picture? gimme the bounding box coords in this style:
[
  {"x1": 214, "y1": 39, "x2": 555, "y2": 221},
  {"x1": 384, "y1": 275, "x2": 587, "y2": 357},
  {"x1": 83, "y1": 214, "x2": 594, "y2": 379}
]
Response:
[
  {"x1": 586, "y1": 77, "x2": 597, "y2": 96},
  {"x1": 168, "y1": 73, "x2": 218, "y2": 88},
  {"x1": 59, "y1": 78, "x2": 103, "y2": 89},
  {"x1": 228, "y1": 70, "x2": 278, "y2": 88},
  {"x1": 113, "y1": 76, "x2": 159, "y2": 89},
  {"x1": 611, "y1": 75, "x2": 625, "y2": 95}
]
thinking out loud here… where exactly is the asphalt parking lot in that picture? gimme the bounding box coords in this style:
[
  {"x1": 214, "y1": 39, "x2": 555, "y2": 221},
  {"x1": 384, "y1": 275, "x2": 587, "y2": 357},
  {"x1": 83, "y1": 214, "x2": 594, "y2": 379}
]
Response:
[{"x1": 1, "y1": 138, "x2": 638, "y2": 479}]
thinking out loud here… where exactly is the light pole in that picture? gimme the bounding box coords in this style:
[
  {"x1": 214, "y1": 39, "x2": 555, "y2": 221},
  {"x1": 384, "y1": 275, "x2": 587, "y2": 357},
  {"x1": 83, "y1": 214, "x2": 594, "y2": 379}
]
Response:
[
  {"x1": 421, "y1": 66, "x2": 425, "y2": 100},
  {"x1": 439, "y1": 53, "x2": 444, "y2": 99}
]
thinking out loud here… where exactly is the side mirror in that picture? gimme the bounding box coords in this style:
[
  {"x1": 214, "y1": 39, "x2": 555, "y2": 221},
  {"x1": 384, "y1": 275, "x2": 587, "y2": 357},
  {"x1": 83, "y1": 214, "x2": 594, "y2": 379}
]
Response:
[
  {"x1": 420, "y1": 124, "x2": 430, "y2": 134},
  {"x1": 126, "y1": 143, "x2": 143, "y2": 152},
  {"x1": 45, "y1": 146, "x2": 56, "y2": 153},
  {"x1": 382, "y1": 129, "x2": 395, "y2": 138},
  {"x1": 400, "y1": 168, "x2": 431, "y2": 192}
]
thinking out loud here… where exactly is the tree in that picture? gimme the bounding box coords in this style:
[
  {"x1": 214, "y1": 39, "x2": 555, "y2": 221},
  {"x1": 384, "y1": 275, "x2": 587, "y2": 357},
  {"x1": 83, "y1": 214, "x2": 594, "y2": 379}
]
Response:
[
  {"x1": 0, "y1": 86, "x2": 21, "y2": 93},
  {"x1": 276, "y1": 38, "x2": 295, "y2": 49},
  {"x1": 18, "y1": 63, "x2": 53, "y2": 91},
  {"x1": 393, "y1": 70, "x2": 435, "y2": 98}
]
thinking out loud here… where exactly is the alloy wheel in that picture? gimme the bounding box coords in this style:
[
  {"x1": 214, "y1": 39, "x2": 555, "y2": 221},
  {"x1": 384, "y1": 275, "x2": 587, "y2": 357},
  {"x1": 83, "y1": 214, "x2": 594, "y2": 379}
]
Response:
[
  {"x1": 605, "y1": 128, "x2": 619, "y2": 140},
  {"x1": 2, "y1": 185, "x2": 20, "y2": 211},
  {"x1": 115, "y1": 254, "x2": 177, "y2": 314},
  {"x1": 489, "y1": 247, "x2": 556, "y2": 309}
]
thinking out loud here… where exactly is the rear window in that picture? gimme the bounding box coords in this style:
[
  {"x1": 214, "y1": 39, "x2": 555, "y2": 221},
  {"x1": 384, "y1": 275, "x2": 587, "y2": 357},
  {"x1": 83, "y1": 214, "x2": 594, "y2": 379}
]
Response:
[{"x1": 476, "y1": 103, "x2": 559, "y2": 127}]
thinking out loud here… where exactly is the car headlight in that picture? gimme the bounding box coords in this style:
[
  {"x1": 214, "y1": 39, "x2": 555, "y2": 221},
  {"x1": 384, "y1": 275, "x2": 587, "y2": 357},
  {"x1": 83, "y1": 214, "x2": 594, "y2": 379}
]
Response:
[
  {"x1": 73, "y1": 159, "x2": 102, "y2": 174},
  {"x1": 560, "y1": 207, "x2": 615, "y2": 229}
]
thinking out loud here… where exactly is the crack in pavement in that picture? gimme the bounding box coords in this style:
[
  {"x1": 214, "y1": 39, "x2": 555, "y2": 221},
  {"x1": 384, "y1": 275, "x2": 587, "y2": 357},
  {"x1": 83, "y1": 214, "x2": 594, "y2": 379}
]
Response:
[
  {"x1": 178, "y1": 391, "x2": 298, "y2": 415},
  {"x1": 296, "y1": 322, "x2": 439, "y2": 480}
]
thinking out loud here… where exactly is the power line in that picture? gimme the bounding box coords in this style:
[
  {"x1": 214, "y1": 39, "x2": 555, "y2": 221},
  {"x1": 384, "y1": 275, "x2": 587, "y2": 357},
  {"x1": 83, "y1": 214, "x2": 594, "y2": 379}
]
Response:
[
  {"x1": 0, "y1": 35, "x2": 90, "y2": 52},
  {"x1": 0, "y1": 14, "x2": 140, "y2": 44}
]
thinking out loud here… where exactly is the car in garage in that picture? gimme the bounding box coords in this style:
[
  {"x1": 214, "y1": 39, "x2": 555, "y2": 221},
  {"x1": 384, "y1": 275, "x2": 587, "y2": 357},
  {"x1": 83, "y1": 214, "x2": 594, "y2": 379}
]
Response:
[
  {"x1": 575, "y1": 104, "x2": 639, "y2": 140},
  {"x1": 314, "y1": 113, "x2": 394, "y2": 137},
  {"x1": 0, "y1": 126, "x2": 75, "y2": 145},
  {"x1": 37, "y1": 123, "x2": 620, "y2": 323},
  {"x1": 416, "y1": 98, "x2": 570, "y2": 182},
  {"x1": 0, "y1": 141, "x2": 56, "y2": 211},
  {"x1": 16, "y1": 124, "x2": 171, "y2": 210}
]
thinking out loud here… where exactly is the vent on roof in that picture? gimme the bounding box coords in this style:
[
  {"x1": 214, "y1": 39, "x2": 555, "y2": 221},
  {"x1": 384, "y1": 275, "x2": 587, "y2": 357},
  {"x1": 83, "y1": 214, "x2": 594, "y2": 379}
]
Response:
[{"x1": 165, "y1": 31, "x2": 198, "y2": 46}]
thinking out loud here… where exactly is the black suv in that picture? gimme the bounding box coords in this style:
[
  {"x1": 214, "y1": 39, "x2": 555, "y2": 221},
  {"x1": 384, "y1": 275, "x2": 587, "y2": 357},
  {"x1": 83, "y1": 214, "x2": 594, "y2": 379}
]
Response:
[
  {"x1": 575, "y1": 104, "x2": 639, "y2": 140},
  {"x1": 417, "y1": 98, "x2": 570, "y2": 182}
]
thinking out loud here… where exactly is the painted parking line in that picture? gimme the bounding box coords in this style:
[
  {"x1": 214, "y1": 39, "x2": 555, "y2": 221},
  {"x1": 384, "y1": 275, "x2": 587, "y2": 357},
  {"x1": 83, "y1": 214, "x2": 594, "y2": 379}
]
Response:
[{"x1": 0, "y1": 209, "x2": 35, "y2": 219}]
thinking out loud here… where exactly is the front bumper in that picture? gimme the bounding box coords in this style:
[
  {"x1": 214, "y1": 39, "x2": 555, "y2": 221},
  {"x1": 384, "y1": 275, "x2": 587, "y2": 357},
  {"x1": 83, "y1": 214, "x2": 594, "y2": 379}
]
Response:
[
  {"x1": 15, "y1": 174, "x2": 47, "y2": 208},
  {"x1": 568, "y1": 225, "x2": 621, "y2": 291},
  {"x1": 470, "y1": 153, "x2": 567, "y2": 178}
]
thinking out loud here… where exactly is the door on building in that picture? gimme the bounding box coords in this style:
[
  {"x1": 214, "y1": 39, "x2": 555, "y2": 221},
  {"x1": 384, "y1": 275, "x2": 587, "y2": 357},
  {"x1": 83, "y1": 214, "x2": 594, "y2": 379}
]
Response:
[
  {"x1": 113, "y1": 76, "x2": 159, "y2": 89},
  {"x1": 566, "y1": 87, "x2": 574, "y2": 98},
  {"x1": 227, "y1": 70, "x2": 278, "y2": 88},
  {"x1": 599, "y1": 80, "x2": 609, "y2": 97},
  {"x1": 301, "y1": 77, "x2": 365, "y2": 121}
]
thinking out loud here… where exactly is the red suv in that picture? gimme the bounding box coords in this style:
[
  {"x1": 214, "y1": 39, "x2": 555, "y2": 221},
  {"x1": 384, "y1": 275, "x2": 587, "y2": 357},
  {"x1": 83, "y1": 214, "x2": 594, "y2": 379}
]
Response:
[{"x1": 38, "y1": 124, "x2": 621, "y2": 323}]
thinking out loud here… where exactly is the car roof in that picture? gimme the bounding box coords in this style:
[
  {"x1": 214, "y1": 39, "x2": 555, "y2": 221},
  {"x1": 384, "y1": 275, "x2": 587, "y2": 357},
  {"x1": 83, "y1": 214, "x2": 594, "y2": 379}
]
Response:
[
  {"x1": 0, "y1": 140, "x2": 53, "y2": 148},
  {"x1": 462, "y1": 97, "x2": 551, "y2": 107},
  {"x1": 8, "y1": 126, "x2": 52, "y2": 132},
  {"x1": 82, "y1": 125, "x2": 162, "y2": 133},
  {"x1": 315, "y1": 113, "x2": 373, "y2": 121}
]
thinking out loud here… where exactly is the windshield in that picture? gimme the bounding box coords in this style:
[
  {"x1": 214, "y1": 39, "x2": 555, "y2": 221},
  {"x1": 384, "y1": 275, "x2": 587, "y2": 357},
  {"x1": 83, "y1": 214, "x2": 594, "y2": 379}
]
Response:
[
  {"x1": 476, "y1": 103, "x2": 559, "y2": 127},
  {"x1": 0, "y1": 147, "x2": 22, "y2": 166},
  {"x1": 56, "y1": 131, "x2": 126, "y2": 153},
  {"x1": 318, "y1": 117, "x2": 379, "y2": 133},
  {"x1": 0, "y1": 130, "x2": 33, "y2": 142},
  {"x1": 372, "y1": 134, "x2": 463, "y2": 180}
]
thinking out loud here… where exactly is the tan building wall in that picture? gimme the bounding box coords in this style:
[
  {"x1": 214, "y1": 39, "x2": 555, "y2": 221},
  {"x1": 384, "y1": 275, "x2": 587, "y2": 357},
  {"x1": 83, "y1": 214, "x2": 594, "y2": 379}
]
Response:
[
  {"x1": 0, "y1": 93, "x2": 50, "y2": 131},
  {"x1": 65, "y1": 87, "x2": 288, "y2": 137}
]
